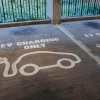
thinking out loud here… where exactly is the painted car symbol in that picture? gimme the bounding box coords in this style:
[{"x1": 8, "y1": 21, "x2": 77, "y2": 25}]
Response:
[{"x1": 0, "y1": 51, "x2": 81, "y2": 78}]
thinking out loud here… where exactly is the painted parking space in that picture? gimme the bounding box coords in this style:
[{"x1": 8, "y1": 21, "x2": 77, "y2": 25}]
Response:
[
  {"x1": 0, "y1": 24, "x2": 100, "y2": 100},
  {"x1": 62, "y1": 20, "x2": 100, "y2": 61}
]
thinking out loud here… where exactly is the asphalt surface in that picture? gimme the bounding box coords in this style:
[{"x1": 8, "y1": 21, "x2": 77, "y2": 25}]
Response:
[{"x1": 0, "y1": 20, "x2": 100, "y2": 100}]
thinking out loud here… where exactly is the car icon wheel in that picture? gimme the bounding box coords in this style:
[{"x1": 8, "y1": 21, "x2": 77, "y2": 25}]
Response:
[
  {"x1": 57, "y1": 58, "x2": 75, "y2": 69},
  {"x1": 19, "y1": 64, "x2": 39, "y2": 76}
]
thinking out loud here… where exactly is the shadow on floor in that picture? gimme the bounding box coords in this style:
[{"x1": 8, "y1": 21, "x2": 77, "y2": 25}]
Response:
[
  {"x1": 83, "y1": 22, "x2": 100, "y2": 30},
  {"x1": 11, "y1": 27, "x2": 37, "y2": 36}
]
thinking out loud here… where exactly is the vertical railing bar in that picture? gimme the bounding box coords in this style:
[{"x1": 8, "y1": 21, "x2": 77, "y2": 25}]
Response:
[
  {"x1": 80, "y1": 0, "x2": 84, "y2": 16},
  {"x1": 98, "y1": 0, "x2": 100, "y2": 15},
  {"x1": 37, "y1": 0, "x2": 38, "y2": 18},
  {"x1": 16, "y1": 0, "x2": 19, "y2": 21},
  {"x1": 14, "y1": 0, "x2": 16, "y2": 21},
  {"x1": 34, "y1": 0, "x2": 37, "y2": 19},
  {"x1": 39, "y1": 0, "x2": 41, "y2": 19},
  {"x1": 86, "y1": 0, "x2": 89, "y2": 15},
  {"x1": 42, "y1": 0, "x2": 44, "y2": 19},
  {"x1": 84, "y1": 0, "x2": 87, "y2": 15},
  {"x1": 96, "y1": 0, "x2": 99, "y2": 15},
  {"x1": 19, "y1": 0, "x2": 23, "y2": 21},
  {"x1": 97, "y1": 0, "x2": 100, "y2": 15},
  {"x1": 64, "y1": 0, "x2": 65, "y2": 16},
  {"x1": 39, "y1": 0, "x2": 41, "y2": 18},
  {"x1": 34, "y1": 0, "x2": 35, "y2": 19},
  {"x1": 67, "y1": 0, "x2": 70, "y2": 16},
  {"x1": 70, "y1": 0, "x2": 71, "y2": 16},
  {"x1": 41, "y1": 0, "x2": 42, "y2": 18},
  {"x1": 74, "y1": 0, "x2": 77, "y2": 16},
  {"x1": 66, "y1": 0, "x2": 67, "y2": 16},
  {"x1": 73, "y1": 0, "x2": 75, "y2": 16},
  {"x1": 13, "y1": 0, "x2": 17, "y2": 21},
  {"x1": 0, "y1": 0, "x2": 3, "y2": 23},
  {"x1": 63, "y1": 0, "x2": 64, "y2": 16},
  {"x1": 63, "y1": 0, "x2": 65, "y2": 16},
  {"x1": 5, "y1": 0, "x2": 8, "y2": 22},
  {"x1": 95, "y1": 0, "x2": 98, "y2": 15},
  {"x1": 27, "y1": 0, "x2": 30, "y2": 20},
  {"x1": 1, "y1": 0, "x2": 6, "y2": 22},
  {"x1": 10, "y1": 0, "x2": 15, "y2": 22},
  {"x1": 23, "y1": 0, "x2": 26, "y2": 20},
  {"x1": 43, "y1": 0, "x2": 44, "y2": 19},
  {"x1": 31, "y1": 0, "x2": 34, "y2": 19},
  {"x1": 72, "y1": 0, "x2": 74, "y2": 16},
  {"x1": 25, "y1": 0, "x2": 27, "y2": 20},
  {"x1": 9, "y1": 0, "x2": 12, "y2": 22},
  {"x1": 45, "y1": 0, "x2": 47, "y2": 19},
  {"x1": 0, "y1": 4, "x2": 1, "y2": 22},
  {"x1": 71, "y1": 0, "x2": 73, "y2": 16},
  {"x1": 17, "y1": 0, "x2": 19, "y2": 21},
  {"x1": 90, "y1": 0, "x2": 93, "y2": 15},
  {"x1": 28, "y1": 0, "x2": 31, "y2": 20},
  {"x1": 7, "y1": 0, "x2": 10, "y2": 21},
  {"x1": 78, "y1": 0, "x2": 80, "y2": 16},
  {"x1": 60, "y1": 0, "x2": 61, "y2": 16},
  {"x1": 61, "y1": 0, "x2": 63, "y2": 16}
]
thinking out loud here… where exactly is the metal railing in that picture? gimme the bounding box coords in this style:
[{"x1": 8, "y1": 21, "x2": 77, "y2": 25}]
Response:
[
  {"x1": 61, "y1": 0, "x2": 100, "y2": 17},
  {"x1": 0, "y1": 0, "x2": 100, "y2": 24},
  {"x1": 0, "y1": 0, "x2": 47, "y2": 23}
]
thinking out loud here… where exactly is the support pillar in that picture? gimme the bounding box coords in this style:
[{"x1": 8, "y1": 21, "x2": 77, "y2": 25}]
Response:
[{"x1": 47, "y1": 0, "x2": 61, "y2": 24}]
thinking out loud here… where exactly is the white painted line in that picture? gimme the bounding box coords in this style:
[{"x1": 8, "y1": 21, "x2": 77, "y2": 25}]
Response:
[
  {"x1": 84, "y1": 34, "x2": 90, "y2": 38},
  {"x1": 0, "y1": 51, "x2": 81, "y2": 78},
  {"x1": 95, "y1": 33, "x2": 100, "y2": 36},
  {"x1": 96, "y1": 44, "x2": 100, "y2": 48},
  {"x1": 56, "y1": 25, "x2": 100, "y2": 64}
]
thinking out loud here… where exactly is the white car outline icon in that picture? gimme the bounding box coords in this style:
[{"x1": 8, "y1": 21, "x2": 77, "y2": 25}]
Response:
[{"x1": 0, "y1": 51, "x2": 82, "y2": 78}]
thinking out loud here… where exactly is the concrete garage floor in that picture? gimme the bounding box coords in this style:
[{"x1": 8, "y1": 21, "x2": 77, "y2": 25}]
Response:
[{"x1": 0, "y1": 20, "x2": 100, "y2": 100}]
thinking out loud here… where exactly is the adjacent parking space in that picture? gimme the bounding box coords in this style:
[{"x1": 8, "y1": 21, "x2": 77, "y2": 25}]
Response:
[{"x1": 62, "y1": 20, "x2": 100, "y2": 60}]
